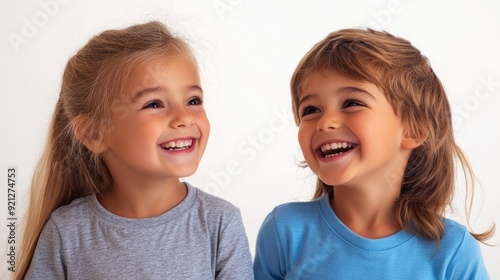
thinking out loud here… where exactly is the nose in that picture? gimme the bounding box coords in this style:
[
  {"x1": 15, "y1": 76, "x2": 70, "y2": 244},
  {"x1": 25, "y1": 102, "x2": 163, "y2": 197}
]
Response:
[
  {"x1": 169, "y1": 105, "x2": 194, "y2": 128},
  {"x1": 316, "y1": 111, "x2": 340, "y2": 132}
]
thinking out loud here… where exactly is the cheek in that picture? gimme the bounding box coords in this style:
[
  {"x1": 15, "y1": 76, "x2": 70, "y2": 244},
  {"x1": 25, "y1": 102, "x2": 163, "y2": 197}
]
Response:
[
  {"x1": 353, "y1": 114, "x2": 402, "y2": 148},
  {"x1": 297, "y1": 125, "x2": 312, "y2": 151},
  {"x1": 197, "y1": 118, "x2": 210, "y2": 156},
  {"x1": 197, "y1": 113, "x2": 210, "y2": 136},
  {"x1": 110, "y1": 117, "x2": 157, "y2": 145},
  {"x1": 349, "y1": 111, "x2": 379, "y2": 131}
]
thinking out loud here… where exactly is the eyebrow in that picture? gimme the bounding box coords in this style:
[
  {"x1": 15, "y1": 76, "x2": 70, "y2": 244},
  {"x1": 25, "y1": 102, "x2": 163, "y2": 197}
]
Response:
[
  {"x1": 131, "y1": 86, "x2": 163, "y2": 103},
  {"x1": 298, "y1": 86, "x2": 375, "y2": 107},
  {"x1": 338, "y1": 86, "x2": 375, "y2": 99},
  {"x1": 131, "y1": 85, "x2": 203, "y2": 103}
]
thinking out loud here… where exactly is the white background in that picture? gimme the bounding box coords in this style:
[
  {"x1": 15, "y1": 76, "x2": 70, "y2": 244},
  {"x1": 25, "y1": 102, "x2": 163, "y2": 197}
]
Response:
[{"x1": 1, "y1": 0, "x2": 499, "y2": 279}]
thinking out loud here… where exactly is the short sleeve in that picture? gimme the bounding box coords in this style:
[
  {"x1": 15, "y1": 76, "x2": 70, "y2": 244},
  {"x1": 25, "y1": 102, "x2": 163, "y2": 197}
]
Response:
[
  {"x1": 445, "y1": 231, "x2": 490, "y2": 280},
  {"x1": 215, "y1": 209, "x2": 254, "y2": 280},
  {"x1": 253, "y1": 209, "x2": 286, "y2": 280},
  {"x1": 24, "y1": 218, "x2": 66, "y2": 280}
]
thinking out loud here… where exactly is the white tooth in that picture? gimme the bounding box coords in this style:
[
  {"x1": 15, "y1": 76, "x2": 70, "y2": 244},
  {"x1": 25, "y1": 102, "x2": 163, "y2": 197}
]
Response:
[
  {"x1": 168, "y1": 141, "x2": 176, "y2": 148},
  {"x1": 184, "y1": 140, "x2": 190, "y2": 147},
  {"x1": 321, "y1": 145, "x2": 326, "y2": 152},
  {"x1": 331, "y1": 143, "x2": 338, "y2": 149},
  {"x1": 342, "y1": 142, "x2": 347, "y2": 148}
]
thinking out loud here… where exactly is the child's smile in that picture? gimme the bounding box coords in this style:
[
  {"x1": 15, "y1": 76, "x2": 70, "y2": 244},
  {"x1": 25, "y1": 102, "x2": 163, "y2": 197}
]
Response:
[
  {"x1": 297, "y1": 70, "x2": 412, "y2": 188},
  {"x1": 157, "y1": 137, "x2": 198, "y2": 158},
  {"x1": 318, "y1": 141, "x2": 358, "y2": 159},
  {"x1": 159, "y1": 138, "x2": 194, "y2": 151}
]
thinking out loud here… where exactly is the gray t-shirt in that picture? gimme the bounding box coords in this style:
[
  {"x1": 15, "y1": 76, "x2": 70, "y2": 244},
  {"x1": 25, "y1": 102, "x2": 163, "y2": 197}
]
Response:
[{"x1": 25, "y1": 183, "x2": 253, "y2": 280}]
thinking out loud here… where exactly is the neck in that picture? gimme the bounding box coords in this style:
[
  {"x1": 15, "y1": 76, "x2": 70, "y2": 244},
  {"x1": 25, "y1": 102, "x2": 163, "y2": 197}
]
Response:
[
  {"x1": 98, "y1": 178, "x2": 187, "y2": 219},
  {"x1": 331, "y1": 180, "x2": 402, "y2": 239}
]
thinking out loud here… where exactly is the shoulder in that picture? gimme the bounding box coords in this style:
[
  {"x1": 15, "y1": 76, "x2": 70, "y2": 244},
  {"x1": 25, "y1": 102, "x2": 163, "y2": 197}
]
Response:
[
  {"x1": 438, "y1": 218, "x2": 485, "y2": 264},
  {"x1": 260, "y1": 198, "x2": 324, "y2": 232},
  {"x1": 36, "y1": 196, "x2": 94, "y2": 243},
  {"x1": 186, "y1": 185, "x2": 250, "y2": 239},
  {"x1": 273, "y1": 198, "x2": 323, "y2": 220},
  {"x1": 255, "y1": 198, "x2": 326, "y2": 265},
  {"x1": 441, "y1": 218, "x2": 482, "y2": 251},
  {"x1": 49, "y1": 195, "x2": 93, "y2": 227},
  {"x1": 193, "y1": 186, "x2": 240, "y2": 213},
  {"x1": 442, "y1": 218, "x2": 474, "y2": 244},
  {"x1": 194, "y1": 187, "x2": 238, "y2": 209},
  {"x1": 439, "y1": 218, "x2": 489, "y2": 278},
  {"x1": 187, "y1": 184, "x2": 243, "y2": 228}
]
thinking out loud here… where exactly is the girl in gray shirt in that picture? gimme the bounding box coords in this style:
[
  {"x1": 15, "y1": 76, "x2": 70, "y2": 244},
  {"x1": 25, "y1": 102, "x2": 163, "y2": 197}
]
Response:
[{"x1": 17, "y1": 21, "x2": 253, "y2": 280}]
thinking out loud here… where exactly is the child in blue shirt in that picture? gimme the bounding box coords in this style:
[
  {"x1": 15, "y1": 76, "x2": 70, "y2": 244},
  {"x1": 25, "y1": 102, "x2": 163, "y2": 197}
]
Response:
[{"x1": 254, "y1": 28, "x2": 494, "y2": 279}]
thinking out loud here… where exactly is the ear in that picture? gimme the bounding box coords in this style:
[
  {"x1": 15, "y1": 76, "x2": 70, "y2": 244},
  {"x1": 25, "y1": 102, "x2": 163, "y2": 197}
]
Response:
[
  {"x1": 401, "y1": 125, "x2": 428, "y2": 150},
  {"x1": 72, "y1": 115, "x2": 109, "y2": 154}
]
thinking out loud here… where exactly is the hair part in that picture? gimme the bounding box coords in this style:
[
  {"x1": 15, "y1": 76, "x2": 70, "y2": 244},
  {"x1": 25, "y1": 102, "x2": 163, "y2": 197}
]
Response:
[
  {"x1": 16, "y1": 21, "x2": 196, "y2": 279},
  {"x1": 290, "y1": 28, "x2": 495, "y2": 243}
]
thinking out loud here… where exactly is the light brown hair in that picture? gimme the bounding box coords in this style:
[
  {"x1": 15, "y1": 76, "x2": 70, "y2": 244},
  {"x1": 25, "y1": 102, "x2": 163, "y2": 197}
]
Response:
[
  {"x1": 16, "y1": 21, "x2": 195, "y2": 279},
  {"x1": 290, "y1": 28, "x2": 494, "y2": 243}
]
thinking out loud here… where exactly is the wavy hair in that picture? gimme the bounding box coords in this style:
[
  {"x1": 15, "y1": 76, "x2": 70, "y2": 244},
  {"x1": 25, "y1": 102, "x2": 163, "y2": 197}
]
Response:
[
  {"x1": 16, "y1": 21, "x2": 195, "y2": 279},
  {"x1": 290, "y1": 28, "x2": 494, "y2": 243}
]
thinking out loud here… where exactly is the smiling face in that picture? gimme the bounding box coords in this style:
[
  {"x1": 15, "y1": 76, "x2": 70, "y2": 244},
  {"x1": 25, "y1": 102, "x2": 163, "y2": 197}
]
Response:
[
  {"x1": 100, "y1": 54, "x2": 210, "y2": 184},
  {"x1": 297, "y1": 70, "x2": 412, "y2": 189}
]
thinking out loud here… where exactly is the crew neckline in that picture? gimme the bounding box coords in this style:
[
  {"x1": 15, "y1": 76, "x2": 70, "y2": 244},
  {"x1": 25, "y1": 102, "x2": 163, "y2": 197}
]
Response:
[
  {"x1": 86, "y1": 182, "x2": 197, "y2": 228},
  {"x1": 318, "y1": 195, "x2": 415, "y2": 251}
]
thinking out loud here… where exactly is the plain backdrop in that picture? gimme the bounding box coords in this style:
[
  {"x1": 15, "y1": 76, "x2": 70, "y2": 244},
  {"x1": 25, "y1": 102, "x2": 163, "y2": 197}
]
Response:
[{"x1": 1, "y1": 0, "x2": 499, "y2": 279}]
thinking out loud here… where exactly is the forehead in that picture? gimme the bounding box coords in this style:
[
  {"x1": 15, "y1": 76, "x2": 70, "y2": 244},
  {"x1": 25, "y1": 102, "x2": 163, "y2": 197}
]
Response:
[
  {"x1": 299, "y1": 70, "x2": 356, "y2": 93},
  {"x1": 138, "y1": 52, "x2": 198, "y2": 78},
  {"x1": 124, "y1": 54, "x2": 199, "y2": 94},
  {"x1": 298, "y1": 70, "x2": 388, "y2": 106}
]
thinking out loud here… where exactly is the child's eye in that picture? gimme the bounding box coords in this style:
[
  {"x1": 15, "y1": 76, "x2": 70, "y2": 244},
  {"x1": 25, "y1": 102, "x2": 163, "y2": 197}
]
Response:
[
  {"x1": 143, "y1": 100, "x2": 163, "y2": 109},
  {"x1": 342, "y1": 99, "x2": 364, "y2": 108},
  {"x1": 187, "y1": 97, "x2": 203, "y2": 106},
  {"x1": 301, "y1": 106, "x2": 320, "y2": 117}
]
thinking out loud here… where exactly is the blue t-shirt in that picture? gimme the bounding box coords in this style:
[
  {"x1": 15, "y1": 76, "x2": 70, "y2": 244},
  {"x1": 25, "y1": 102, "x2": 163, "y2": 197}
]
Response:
[{"x1": 254, "y1": 195, "x2": 489, "y2": 280}]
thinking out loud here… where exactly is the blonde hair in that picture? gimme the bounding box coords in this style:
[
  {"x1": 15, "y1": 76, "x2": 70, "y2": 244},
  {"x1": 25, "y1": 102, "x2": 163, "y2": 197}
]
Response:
[
  {"x1": 290, "y1": 28, "x2": 494, "y2": 243},
  {"x1": 16, "y1": 21, "x2": 195, "y2": 279}
]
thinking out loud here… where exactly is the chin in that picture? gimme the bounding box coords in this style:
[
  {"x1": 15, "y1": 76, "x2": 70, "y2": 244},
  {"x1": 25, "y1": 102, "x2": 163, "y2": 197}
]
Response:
[
  {"x1": 317, "y1": 175, "x2": 350, "y2": 187},
  {"x1": 175, "y1": 166, "x2": 199, "y2": 178}
]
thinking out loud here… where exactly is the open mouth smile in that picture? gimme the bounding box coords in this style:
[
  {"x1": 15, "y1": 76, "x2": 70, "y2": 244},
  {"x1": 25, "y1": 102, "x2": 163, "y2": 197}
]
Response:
[
  {"x1": 159, "y1": 138, "x2": 194, "y2": 151},
  {"x1": 318, "y1": 141, "x2": 357, "y2": 158}
]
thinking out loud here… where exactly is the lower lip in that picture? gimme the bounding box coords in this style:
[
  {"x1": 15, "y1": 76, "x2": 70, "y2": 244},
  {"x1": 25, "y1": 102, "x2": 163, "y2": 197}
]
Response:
[
  {"x1": 317, "y1": 146, "x2": 356, "y2": 162},
  {"x1": 158, "y1": 140, "x2": 197, "y2": 155}
]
